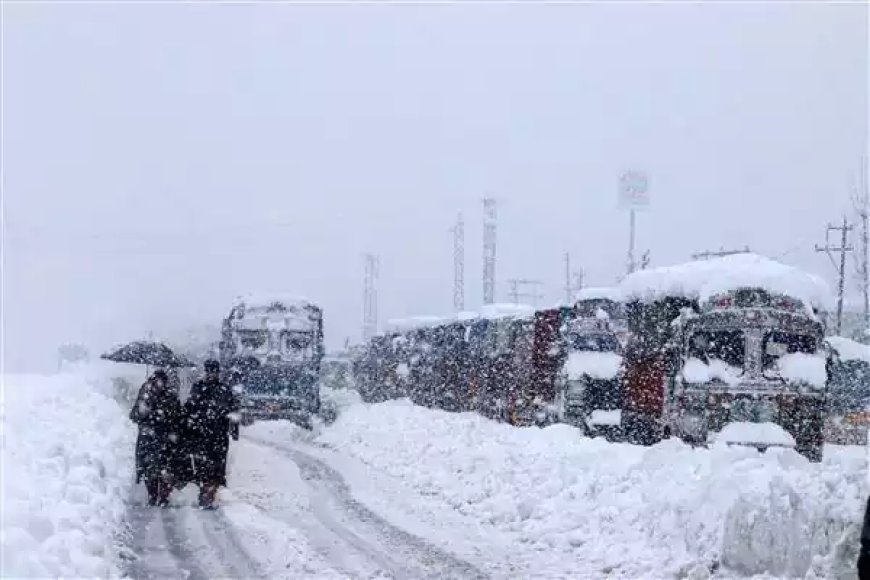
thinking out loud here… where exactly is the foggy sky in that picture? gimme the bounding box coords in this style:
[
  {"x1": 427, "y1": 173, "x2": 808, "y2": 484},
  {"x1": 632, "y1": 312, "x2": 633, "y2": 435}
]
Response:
[{"x1": 2, "y1": 2, "x2": 867, "y2": 372}]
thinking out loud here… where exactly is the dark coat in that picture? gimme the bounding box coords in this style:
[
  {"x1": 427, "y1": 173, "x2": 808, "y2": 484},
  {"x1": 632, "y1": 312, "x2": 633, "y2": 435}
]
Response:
[
  {"x1": 183, "y1": 377, "x2": 240, "y2": 486},
  {"x1": 859, "y1": 496, "x2": 870, "y2": 579},
  {"x1": 130, "y1": 381, "x2": 184, "y2": 484}
]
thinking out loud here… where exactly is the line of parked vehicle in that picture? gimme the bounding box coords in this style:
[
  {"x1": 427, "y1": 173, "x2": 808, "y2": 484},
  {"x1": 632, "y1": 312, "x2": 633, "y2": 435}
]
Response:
[{"x1": 351, "y1": 253, "x2": 869, "y2": 462}]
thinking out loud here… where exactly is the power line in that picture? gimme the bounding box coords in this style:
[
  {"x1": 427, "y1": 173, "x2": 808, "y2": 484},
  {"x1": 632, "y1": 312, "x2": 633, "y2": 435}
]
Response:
[
  {"x1": 691, "y1": 246, "x2": 751, "y2": 261},
  {"x1": 507, "y1": 278, "x2": 543, "y2": 306}
]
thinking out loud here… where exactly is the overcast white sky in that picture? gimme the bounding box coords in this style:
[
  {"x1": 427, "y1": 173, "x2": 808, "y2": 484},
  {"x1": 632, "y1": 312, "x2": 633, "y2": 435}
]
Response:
[{"x1": 2, "y1": 2, "x2": 867, "y2": 372}]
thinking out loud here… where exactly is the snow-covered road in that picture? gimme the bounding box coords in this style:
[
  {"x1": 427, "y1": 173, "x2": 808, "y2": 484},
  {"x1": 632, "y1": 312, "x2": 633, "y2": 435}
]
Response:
[
  {"x1": 5, "y1": 366, "x2": 867, "y2": 579},
  {"x1": 122, "y1": 429, "x2": 486, "y2": 579}
]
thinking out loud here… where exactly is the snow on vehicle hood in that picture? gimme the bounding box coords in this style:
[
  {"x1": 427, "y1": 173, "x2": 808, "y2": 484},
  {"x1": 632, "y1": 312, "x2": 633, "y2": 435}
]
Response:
[
  {"x1": 715, "y1": 422, "x2": 796, "y2": 447},
  {"x1": 682, "y1": 358, "x2": 742, "y2": 385},
  {"x1": 564, "y1": 351, "x2": 622, "y2": 380},
  {"x1": 774, "y1": 352, "x2": 827, "y2": 388},
  {"x1": 619, "y1": 253, "x2": 833, "y2": 315},
  {"x1": 827, "y1": 336, "x2": 870, "y2": 364}
]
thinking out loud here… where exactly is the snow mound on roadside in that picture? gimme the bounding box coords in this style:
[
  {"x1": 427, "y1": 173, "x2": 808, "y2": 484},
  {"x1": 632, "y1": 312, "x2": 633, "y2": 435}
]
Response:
[
  {"x1": 564, "y1": 351, "x2": 622, "y2": 380},
  {"x1": 1, "y1": 365, "x2": 136, "y2": 578},
  {"x1": 318, "y1": 400, "x2": 866, "y2": 578}
]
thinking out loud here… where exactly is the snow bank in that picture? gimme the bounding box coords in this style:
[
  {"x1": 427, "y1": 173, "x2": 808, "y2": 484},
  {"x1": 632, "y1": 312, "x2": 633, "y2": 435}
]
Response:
[
  {"x1": 319, "y1": 400, "x2": 866, "y2": 578},
  {"x1": 716, "y1": 422, "x2": 796, "y2": 447},
  {"x1": 682, "y1": 358, "x2": 742, "y2": 385},
  {"x1": 564, "y1": 351, "x2": 622, "y2": 380},
  {"x1": 828, "y1": 336, "x2": 870, "y2": 364},
  {"x1": 1, "y1": 364, "x2": 136, "y2": 578},
  {"x1": 775, "y1": 353, "x2": 827, "y2": 388},
  {"x1": 620, "y1": 253, "x2": 833, "y2": 314}
]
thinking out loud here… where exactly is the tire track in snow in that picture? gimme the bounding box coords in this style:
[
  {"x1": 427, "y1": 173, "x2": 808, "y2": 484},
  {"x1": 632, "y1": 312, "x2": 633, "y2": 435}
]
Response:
[
  {"x1": 160, "y1": 508, "x2": 209, "y2": 580},
  {"x1": 196, "y1": 510, "x2": 266, "y2": 579},
  {"x1": 246, "y1": 436, "x2": 487, "y2": 580}
]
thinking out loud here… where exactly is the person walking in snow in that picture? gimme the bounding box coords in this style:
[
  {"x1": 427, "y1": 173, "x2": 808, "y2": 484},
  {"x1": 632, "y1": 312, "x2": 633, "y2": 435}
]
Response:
[
  {"x1": 129, "y1": 370, "x2": 184, "y2": 506},
  {"x1": 859, "y1": 496, "x2": 870, "y2": 579},
  {"x1": 183, "y1": 359, "x2": 240, "y2": 509}
]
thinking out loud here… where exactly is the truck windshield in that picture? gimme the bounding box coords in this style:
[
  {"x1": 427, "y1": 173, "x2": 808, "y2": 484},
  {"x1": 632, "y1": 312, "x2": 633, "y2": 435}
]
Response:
[
  {"x1": 569, "y1": 333, "x2": 620, "y2": 353},
  {"x1": 688, "y1": 329, "x2": 744, "y2": 368},
  {"x1": 239, "y1": 330, "x2": 267, "y2": 349}
]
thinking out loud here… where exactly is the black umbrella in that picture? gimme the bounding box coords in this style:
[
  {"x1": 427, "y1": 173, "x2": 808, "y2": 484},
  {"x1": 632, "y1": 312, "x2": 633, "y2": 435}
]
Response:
[{"x1": 101, "y1": 341, "x2": 194, "y2": 368}]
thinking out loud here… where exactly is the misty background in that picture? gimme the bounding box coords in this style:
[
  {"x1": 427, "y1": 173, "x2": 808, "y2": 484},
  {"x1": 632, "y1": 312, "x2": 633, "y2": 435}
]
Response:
[{"x1": 2, "y1": 2, "x2": 867, "y2": 372}]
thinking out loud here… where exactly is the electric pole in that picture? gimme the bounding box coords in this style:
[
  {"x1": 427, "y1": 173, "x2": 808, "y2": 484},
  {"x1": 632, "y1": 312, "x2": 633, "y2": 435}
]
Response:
[
  {"x1": 482, "y1": 198, "x2": 497, "y2": 305},
  {"x1": 815, "y1": 217, "x2": 853, "y2": 335},
  {"x1": 854, "y1": 157, "x2": 870, "y2": 337},
  {"x1": 452, "y1": 213, "x2": 465, "y2": 312},
  {"x1": 564, "y1": 252, "x2": 584, "y2": 303},
  {"x1": 362, "y1": 253, "x2": 379, "y2": 341}
]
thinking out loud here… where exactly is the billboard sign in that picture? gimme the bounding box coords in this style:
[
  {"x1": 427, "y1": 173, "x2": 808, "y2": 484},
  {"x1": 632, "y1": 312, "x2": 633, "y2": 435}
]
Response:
[{"x1": 619, "y1": 170, "x2": 650, "y2": 209}]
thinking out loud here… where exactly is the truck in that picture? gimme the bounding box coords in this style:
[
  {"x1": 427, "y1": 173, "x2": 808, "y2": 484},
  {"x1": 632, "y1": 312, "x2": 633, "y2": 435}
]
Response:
[
  {"x1": 555, "y1": 296, "x2": 625, "y2": 440},
  {"x1": 219, "y1": 294, "x2": 324, "y2": 428},
  {"x1": 619, "y1": 254, "x2": 833, "y2": 461}
]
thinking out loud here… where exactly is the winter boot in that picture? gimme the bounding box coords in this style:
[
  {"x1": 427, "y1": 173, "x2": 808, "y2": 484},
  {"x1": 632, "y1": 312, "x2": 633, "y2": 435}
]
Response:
[
  {"x1": 198, "y1": 483, "x2": 217, "y2": 509},
  {"x1": 145, "y1": 479, "x2": 159, "y2": 506}
]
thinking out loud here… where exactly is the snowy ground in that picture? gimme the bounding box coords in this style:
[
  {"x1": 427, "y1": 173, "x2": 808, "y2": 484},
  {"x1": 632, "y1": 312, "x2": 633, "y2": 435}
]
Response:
[
  {"x1": 1, "y1": 364, "x2": 137, "y2": 577},
  {"x1": 317, "y1": 398, "x2": 869, "y2": 579},
  {"x1": 4, "y1": 366, "x2": 868, "y2": 579}
]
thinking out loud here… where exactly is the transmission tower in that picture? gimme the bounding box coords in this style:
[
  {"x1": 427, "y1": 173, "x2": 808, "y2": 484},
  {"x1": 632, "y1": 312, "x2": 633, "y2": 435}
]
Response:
[
  {"x1": 452, "y1": 213, "x2": 465, "y2": 311},
  {"x1": 482, "y1": 198, "x2": 497, "y2": 304},
  {"x1": 362, "y1": 253, "x2": 379, "y2": 341}
]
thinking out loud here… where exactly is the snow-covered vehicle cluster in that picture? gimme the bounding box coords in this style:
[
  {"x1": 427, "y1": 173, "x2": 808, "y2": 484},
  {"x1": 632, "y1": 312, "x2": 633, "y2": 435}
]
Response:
[
  {"x1": 352, "y1": 253, "x2": 868, "y2": 462},
  {"x1": 219, "y1": 294, "x2": 324, "y2": 427}
]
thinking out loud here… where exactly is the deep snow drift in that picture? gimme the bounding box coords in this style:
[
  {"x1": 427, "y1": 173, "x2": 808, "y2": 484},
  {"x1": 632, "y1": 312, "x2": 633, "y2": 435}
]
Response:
[
  {"x1": 1, "y1": 364, "x2": 137, "y2": 578},
  {"x1": 317, "y1": 397, "x2": 867, "y2": 579}
]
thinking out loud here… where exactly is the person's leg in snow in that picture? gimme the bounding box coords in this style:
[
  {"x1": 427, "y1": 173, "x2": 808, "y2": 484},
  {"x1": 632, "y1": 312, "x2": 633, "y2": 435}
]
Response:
[
  {"x1": 145, "y1": 479, "x2": 159, "y2": 506},
  {"x1": 198, "y1": 481, "x2": 219, "y2": 508}
]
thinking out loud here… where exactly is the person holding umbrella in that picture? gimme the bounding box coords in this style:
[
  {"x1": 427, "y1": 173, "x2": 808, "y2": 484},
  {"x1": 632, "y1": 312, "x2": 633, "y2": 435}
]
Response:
[
  {"x1": 183, "y1": 359, "x2": 240, "y2": 509},
  {"x1": 129, "y1": 369, "x2": 184, "y2": 506}
]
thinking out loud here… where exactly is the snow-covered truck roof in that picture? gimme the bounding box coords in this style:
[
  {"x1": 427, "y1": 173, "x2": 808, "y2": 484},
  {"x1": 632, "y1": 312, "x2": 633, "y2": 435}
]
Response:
[
  {"x1": 574, "y1": 286, "x2": 623, "y2": 303},
  {"x1": 619, "y1": 253, "x2": 833, "y2": 314},
  {"x1": 384, "y1": 315, "x2": 451, "y2": 333},
  {"x1": 478, "y1": 303, "x2": 535, "y2": 320},
  {"x1": 231, "y1": 293, "x2": 320, "y2": 312}
]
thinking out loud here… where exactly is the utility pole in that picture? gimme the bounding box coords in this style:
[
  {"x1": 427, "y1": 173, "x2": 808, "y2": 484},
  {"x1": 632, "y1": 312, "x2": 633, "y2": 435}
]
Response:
[
  {"x1": 691, "y1": 246, "x2": 751, "y2": 261},
  {"x1": 452, "y1": 213, "x2": 465, "y2": 312},
  {"x1": 362, "y1": 253, "x2": 379, "y2": 341},
  {"x1": 854, "y1": 157, "x2": 870, "y2": 336},
  {"x1": 815, "y1": 217, "x2": 853, "y2": 335},
  {"x1": 508, "y1": 278, "x2": 543, "y2": 306},
  {"x1": 482, "y1": 198, "x2": 498, "y2": 304},
  {"x1": 564, "y1": 252, "x2": 584, "y2": 302}
]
